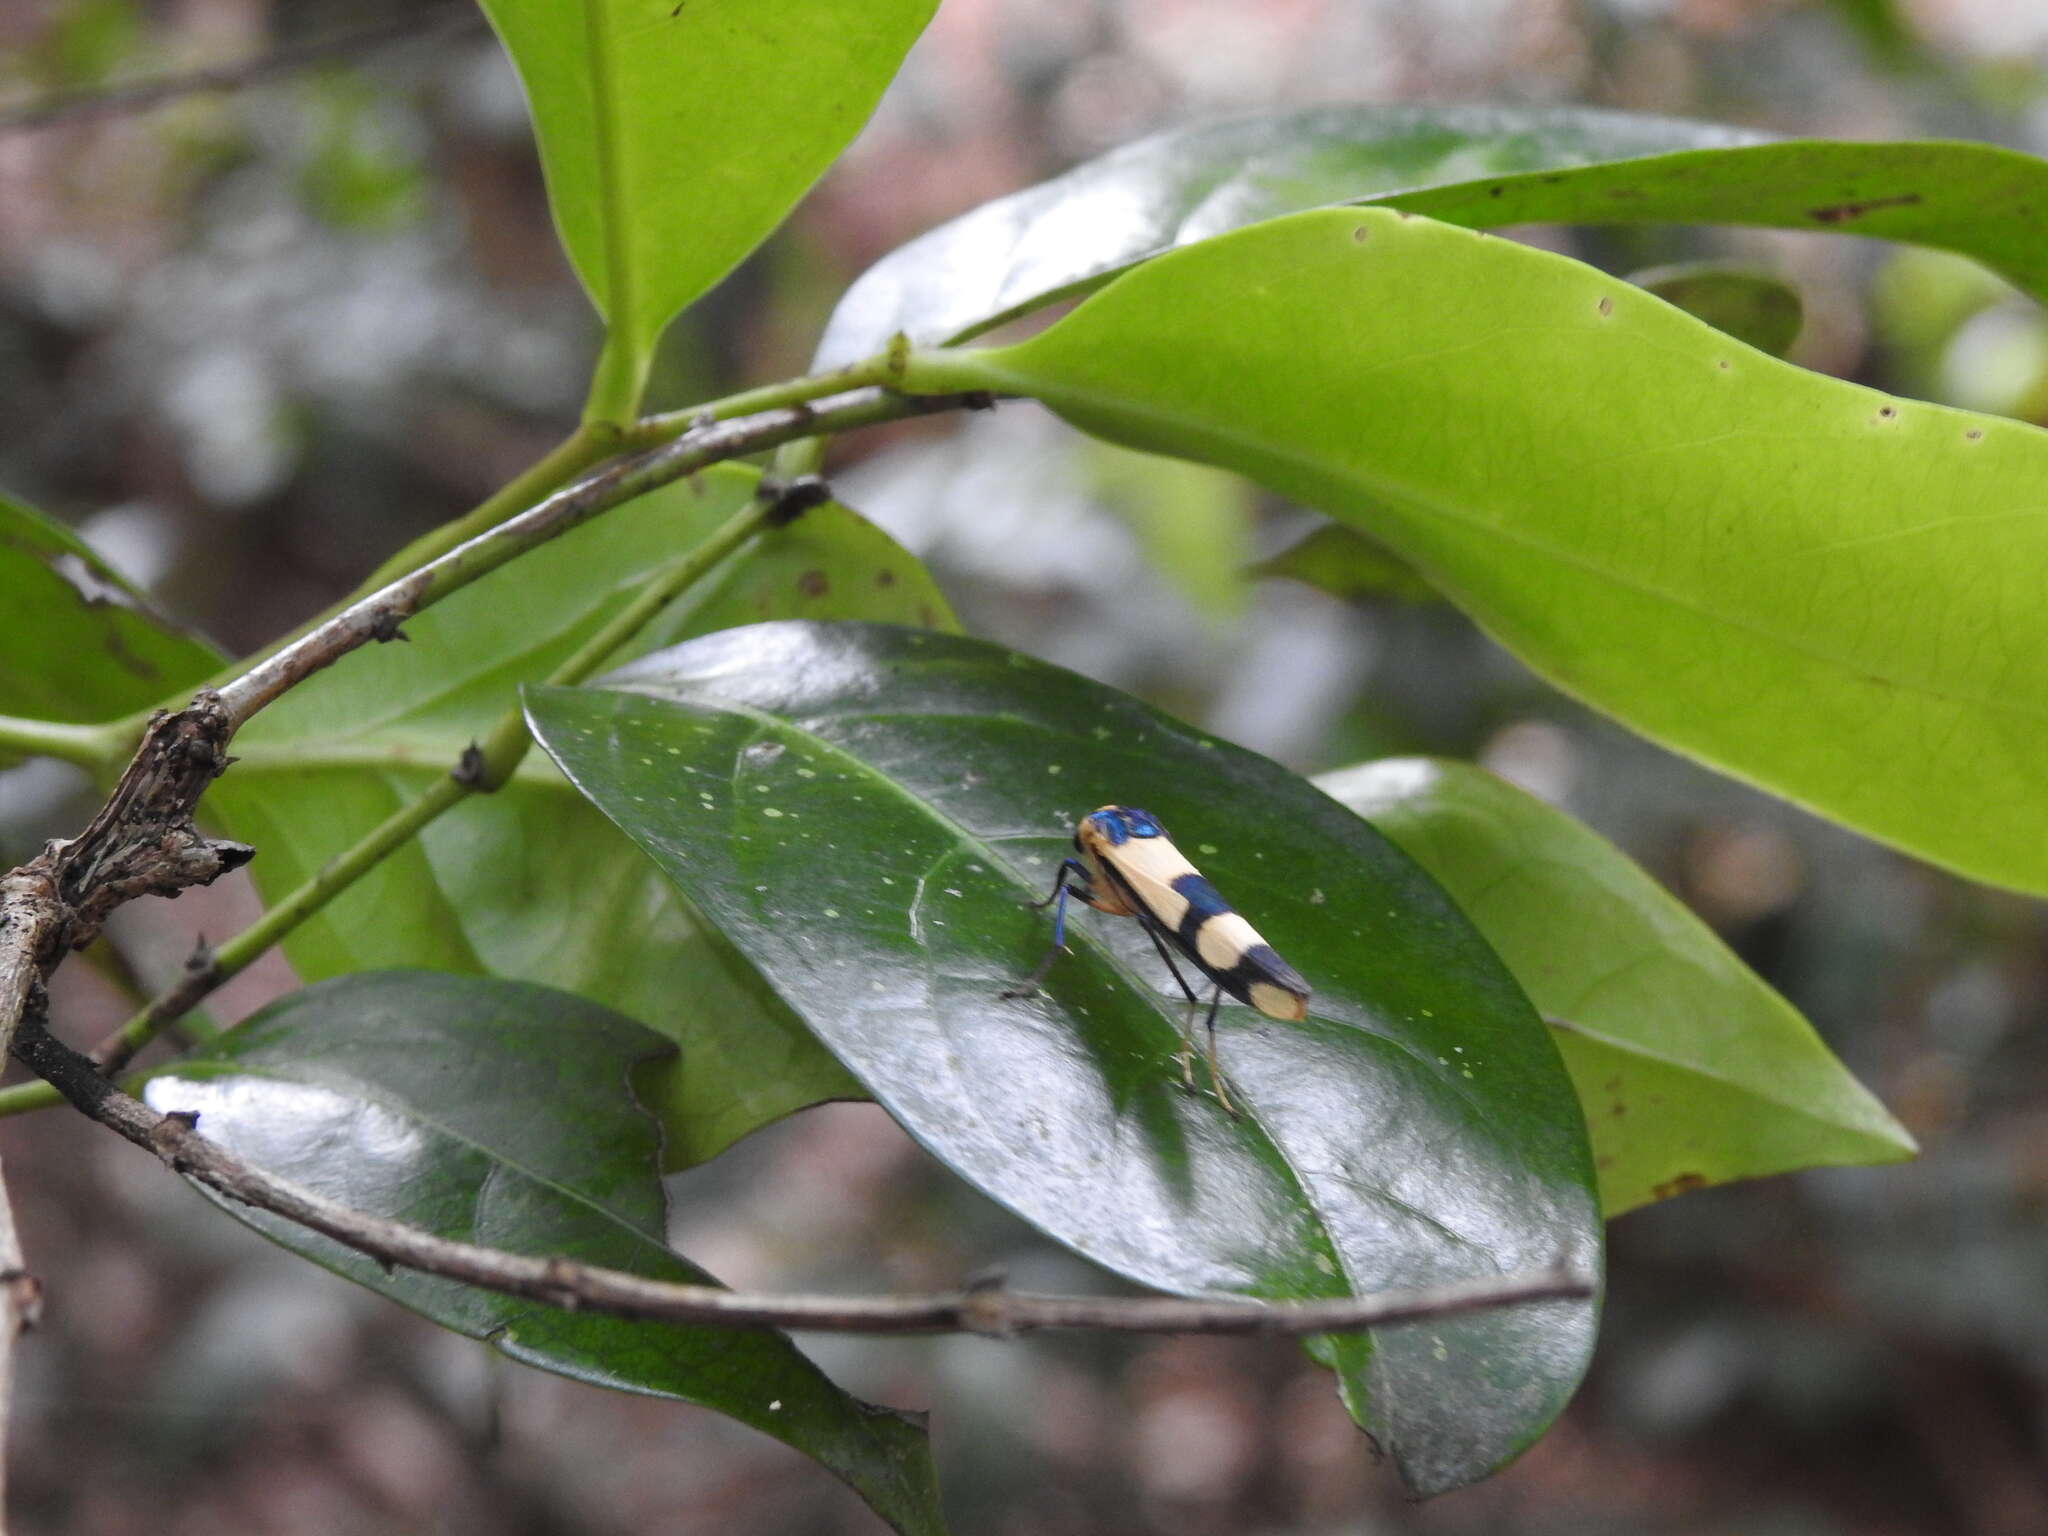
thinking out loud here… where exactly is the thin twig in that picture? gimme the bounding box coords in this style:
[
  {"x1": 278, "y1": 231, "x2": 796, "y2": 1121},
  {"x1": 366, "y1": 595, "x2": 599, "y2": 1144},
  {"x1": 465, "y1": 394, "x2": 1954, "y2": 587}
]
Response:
[
  {"x1": 0, "y1": 385, "x2": 961, "y2": 1114},
  {"x1": 0, "y1": 4, "x2": 484, "y2": 136},
  {"x1": 86, "y1": 490, "x2": 782, "y2": 1077},
  {"x1": 214, "y1": 387, "x2": 960, "y2": 728},
  {"x1": 14, "y1": 1015, "x2": 1591, "y2": 1337}
]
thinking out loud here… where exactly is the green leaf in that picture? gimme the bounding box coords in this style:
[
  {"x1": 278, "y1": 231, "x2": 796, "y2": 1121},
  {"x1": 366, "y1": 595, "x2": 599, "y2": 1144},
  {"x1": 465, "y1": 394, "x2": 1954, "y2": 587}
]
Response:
[
  {"x1": 1084, "y1": 442, "x2": 1251, "y2": 618},
  {"x1": 1317, "y1": 759, "x2": 1915, "y2": 1215},
  {"x1": 1385, "y1": 139, "x2": 2048, "y2": 306},
  {"x1": 817, "y1": 105, "x2": 2048, "y2": 367},
  {"x1": 478, "y1": 0, "x2": 936, "y2": 415},
  {"x1": 901, "y1": 208, "x2": 2048, "y2": 897},
  {"x1": 526, "y1": 620, "x2": 1601, "y2": 1497},
  {"x1": 1250, "y1": 523, "x2": 1436, "y2": 604},
  {"x1": 1632, "y1": 263, "x2": 1803, "y2": 358},
  {"x1": 144, "y1": 971, "x2": 944, "y2": 1535},
  {"x1": 0, "y1": 490, "x2": 221, "y2": 723},
  {"x1": 209, "y1": 469, "x2": 957, "y2": 1166}
]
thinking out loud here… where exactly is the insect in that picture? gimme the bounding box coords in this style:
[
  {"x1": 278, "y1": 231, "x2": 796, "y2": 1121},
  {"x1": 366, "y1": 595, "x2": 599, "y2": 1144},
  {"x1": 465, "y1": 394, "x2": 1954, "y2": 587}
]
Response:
[{"x1": 1006, "y1": 805, "x2": 1310, "y2": 1113}]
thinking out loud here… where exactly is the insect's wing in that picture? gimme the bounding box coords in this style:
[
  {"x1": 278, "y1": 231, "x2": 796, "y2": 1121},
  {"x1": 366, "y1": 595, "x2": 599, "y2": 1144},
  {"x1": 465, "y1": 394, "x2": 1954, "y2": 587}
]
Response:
[{"x1": 1102, "y1": 837, "x2": 1310, "y2": 1020}]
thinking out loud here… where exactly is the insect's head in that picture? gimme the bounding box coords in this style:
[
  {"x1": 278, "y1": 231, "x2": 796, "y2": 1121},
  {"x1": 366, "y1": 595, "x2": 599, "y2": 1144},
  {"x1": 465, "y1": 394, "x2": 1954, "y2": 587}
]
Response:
[{"x1": 1078, "y1": 805, "x2": 1166, "y2": 849}]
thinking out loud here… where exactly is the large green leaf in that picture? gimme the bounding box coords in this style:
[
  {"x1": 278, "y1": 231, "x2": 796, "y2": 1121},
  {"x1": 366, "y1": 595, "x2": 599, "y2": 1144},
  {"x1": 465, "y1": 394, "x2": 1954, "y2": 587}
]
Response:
[
  {"x1": 209, "y1": 468, "x2": 957, "y2": 1165},
  {"x1": 817, "y1": 105, "x2": 2048, "y2": 368},
  {"x1": 0, "y1": 490, "x2": 220, "y2": 723},
  {"x1": 144, "y1": 971, "x2": 943, "y2": 1535},
  {"x1": 1317, "y1": 759, "x2": 1915, "y2": 1215},
  {"x1": 526, "y1": 621, "x2": 1601, "y2": 1497},
  {"x1": 900, "y1": 208, "x2": 2048, "y2": 897},
  {"x1": 479, "y1": 0, "x2": 936, "y2": 413}
]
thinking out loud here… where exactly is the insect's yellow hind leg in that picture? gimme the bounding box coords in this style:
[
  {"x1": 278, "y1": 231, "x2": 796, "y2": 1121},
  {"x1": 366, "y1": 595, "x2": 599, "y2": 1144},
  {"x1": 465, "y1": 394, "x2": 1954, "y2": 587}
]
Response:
[{"x1": 1178, "y1": 990, "x2": 1240, "y2": 1117}]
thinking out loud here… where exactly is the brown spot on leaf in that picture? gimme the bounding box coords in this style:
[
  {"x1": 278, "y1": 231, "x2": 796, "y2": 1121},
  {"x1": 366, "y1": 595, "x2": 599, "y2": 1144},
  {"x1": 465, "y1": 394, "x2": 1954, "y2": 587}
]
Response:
[
  {"x1": 1352, "y1": 224, "x2": 1370, "y2": 242},
  {"x1": 1653, "y1": 1172, "x2": 1708, "y2": 1199},
  {"x1": 797, "y1": 569, "x2": 829, "y2": 599},
  {"x1": 1808, "y1": 192, "x2": 1922, "y2": 224},
  {"x1": 875, "y1": 568, "x2": 897, "y2": 588},
  {"x1": 1597, "y1": 296, "x2": 1614, "y2": 317},
  {"x1": 1965, "y1": 428, "x2": 1984, "y2": 442}
]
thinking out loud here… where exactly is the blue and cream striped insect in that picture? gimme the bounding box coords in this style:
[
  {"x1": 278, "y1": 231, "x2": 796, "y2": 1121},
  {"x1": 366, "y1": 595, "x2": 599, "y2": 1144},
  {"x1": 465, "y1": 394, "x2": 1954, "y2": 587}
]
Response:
[{"x1": 1007, "y1": 805, "x2": 1310, "y2": 1111}]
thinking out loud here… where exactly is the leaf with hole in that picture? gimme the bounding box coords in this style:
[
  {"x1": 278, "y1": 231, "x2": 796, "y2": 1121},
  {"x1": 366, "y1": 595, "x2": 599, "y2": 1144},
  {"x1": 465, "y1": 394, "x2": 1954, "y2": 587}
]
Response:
[
  {"x1": 901, "y1": 207, "x2": 2048, "y2": 897},
  {"x1": 526, "y1": 619, "x2": 1602, "y2": 1496},
  {"x1": 144, "y1": 971, "x2": 944, "y2": 1535}
]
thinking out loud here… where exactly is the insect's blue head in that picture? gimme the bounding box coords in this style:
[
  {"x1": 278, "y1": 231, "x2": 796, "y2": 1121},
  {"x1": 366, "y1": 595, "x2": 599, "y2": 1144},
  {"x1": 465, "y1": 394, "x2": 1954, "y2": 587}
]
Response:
[{"x1": 1082, "y1": 805, "x2": 1165, "y2": 846}]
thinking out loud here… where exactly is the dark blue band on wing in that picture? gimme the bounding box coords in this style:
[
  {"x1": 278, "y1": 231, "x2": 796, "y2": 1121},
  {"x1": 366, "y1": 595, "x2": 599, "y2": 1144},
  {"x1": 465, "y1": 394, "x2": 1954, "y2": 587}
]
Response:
[{"x1": 1170, "y1": 872, "x2": 1232, "y2": 921}]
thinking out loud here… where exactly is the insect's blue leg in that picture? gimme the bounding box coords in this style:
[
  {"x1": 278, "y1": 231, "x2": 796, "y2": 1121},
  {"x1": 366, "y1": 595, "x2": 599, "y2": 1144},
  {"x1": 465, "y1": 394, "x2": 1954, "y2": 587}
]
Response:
[{"x1": 1003, "y1": 859, "x2": 1091, "y2": 998}]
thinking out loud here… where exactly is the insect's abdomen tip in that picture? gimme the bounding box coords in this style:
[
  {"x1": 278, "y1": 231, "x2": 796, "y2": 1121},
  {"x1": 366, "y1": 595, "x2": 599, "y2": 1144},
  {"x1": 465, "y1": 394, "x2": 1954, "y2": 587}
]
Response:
[{"x1": 1249, "y1": 980, "x2": 1310, "y2": 1021}]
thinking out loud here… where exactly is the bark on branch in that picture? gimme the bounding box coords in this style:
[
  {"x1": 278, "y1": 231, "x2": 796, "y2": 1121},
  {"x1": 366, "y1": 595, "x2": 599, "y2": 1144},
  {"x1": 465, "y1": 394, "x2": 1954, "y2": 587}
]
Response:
[
  {"x1": 13, "y1": 1016, "x2": 1592, "y2": 1339},
  {"x1": 0, "y1": 699, "x2": 251, "y2": 1062}
]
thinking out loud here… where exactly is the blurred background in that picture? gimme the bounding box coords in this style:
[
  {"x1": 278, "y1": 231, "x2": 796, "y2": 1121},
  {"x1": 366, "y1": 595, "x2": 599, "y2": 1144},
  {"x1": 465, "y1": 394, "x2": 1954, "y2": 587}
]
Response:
[{"x1": 5, "y1": 0, "x2": 2048, "y2": 1531}]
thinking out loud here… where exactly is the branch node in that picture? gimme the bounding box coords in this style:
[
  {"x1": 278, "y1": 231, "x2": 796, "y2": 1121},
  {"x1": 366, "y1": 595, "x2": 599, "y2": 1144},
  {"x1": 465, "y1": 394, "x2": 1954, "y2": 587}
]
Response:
[
  {"x1": 541, "y1": 1256, "x2": 588, "y2": 1309},
  {"x1": 368, "y1": 611, "x2": 410, "y2": 644},
  {"x1": 452, "y1": 743, "x2": 488, "y2": 788},
  {"x1": 149, "y1": 1109, "x2": 201, "y2": 1170},
  {"x1": 959, "y1": 1269, "x2": 1013, "y2": 1337},
  {"x1": 760, "y1": 475, "x2": 832, "y2": 528}
]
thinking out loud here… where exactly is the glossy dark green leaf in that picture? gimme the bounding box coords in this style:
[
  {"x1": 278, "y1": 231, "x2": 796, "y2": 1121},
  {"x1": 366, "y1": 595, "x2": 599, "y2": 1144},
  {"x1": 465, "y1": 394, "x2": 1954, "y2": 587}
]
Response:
[
  {"x1": 143, "y1": 971, "x2": 943, "y2": 1534},
  {"x1": 1633, "y1": 263, "x2": 1804, "y2": 358},
  {"x1": 817, "y1": 104, "x2": 2048, "y2": 368},
  {"x1": 903, "y1": 208, "x2": 2048, "y2": 896},
  {"x1": 0, "y1": 490, "x2": 220, "y2": 722},
  {"x1": 526, "y1": 620, "x2": 1601, "y2": 1496},
  {"x1": 1318, "y1": 759, "x2": 1915, "y2": 1215},
  {"x1": 210, "y1": 469, "x2": 956, "y2": 1165}
]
